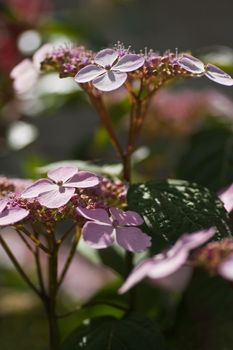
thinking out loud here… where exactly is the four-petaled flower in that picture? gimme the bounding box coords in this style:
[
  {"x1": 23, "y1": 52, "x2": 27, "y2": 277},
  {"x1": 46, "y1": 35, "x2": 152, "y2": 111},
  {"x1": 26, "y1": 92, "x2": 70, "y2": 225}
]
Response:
[
  {"x1": 119, "y1": 228, "x2": 216, "y2": 293},
  {"x1": 21, "y1": 167, "x2": 99, "y2": 209},
  {"x1": 77, "y1": 206, "x2": 151, "y2": 252},
  {"x1": 0, "y1": 199, "x2": 29, "y2": 226},
  {"x1": 176, "y1": 54, "x2": 233, "y2": 86},
  {"x1": 75, "y1": 48, "x2": 145, "y2": 92}
]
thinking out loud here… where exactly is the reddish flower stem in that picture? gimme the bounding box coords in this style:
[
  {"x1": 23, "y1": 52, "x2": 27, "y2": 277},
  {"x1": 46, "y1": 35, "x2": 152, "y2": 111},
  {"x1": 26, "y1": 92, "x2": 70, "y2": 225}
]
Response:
[{"x1": 85, "y1": 87, "x2": 125, "y2": 162}]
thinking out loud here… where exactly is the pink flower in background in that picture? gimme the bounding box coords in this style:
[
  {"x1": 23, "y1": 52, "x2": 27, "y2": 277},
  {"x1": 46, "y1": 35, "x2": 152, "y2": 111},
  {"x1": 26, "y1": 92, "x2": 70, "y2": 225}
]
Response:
[
  {"x1": 21, "y1": 166, "x2": 99, "y2": 209},
  {"x1": 119, "y1": 228, "x2": 216, "y2": 294},
  {"x1": 0, "y1": 199, "x2": 29, "y2": 226},
  {"x1": 75, "y1": 48, "x2": 145, "y2": 92},
  {"x1": 218, "y1": 255, "x2": 233, "y2": 281},
  {"x1": 77, "y1": 207, "x2": 151, "y2": 252},
  {"x1": 10, "y1": 43, "x2": 52, "y2": 94},
  {"x1": 176, "y1": 54, "x2": 233, "y2": 86}
]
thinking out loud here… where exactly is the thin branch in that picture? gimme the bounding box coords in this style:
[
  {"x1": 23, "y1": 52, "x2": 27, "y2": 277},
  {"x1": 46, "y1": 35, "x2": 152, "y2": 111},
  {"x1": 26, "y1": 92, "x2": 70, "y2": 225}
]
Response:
[
  {"x1": 20, "y1": 227, "x2": 50, "y2": 254},
  {"x1": 85, "y1": 87, "x2": 125, "y2": 161},
  {"x1": 57, "y1": 226, "x2": 81, "y2": 288},
  {"x1": 57, "y1": 223, "x2": 76, "y2": 246},
  {"x1": 16, "y1": 229, "x2": 35, "y2": 254},
  {"x1": 0, "y1": 234, "x2": 42, "y2": 298},
  {"x1": 35, "y1": 241, "x2": 47, "y2": 296}
]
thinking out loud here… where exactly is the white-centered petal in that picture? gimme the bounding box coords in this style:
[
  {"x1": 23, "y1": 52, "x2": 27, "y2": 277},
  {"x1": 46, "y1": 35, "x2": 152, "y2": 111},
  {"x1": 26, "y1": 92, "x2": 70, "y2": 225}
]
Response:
[
  {"x1": 110, "y1": 207, "x2": 144, "y2": 226},
  {"x1": 205, "y1": 64, "x2": 233, "y2": 86},
  {"x1": 48, "y1": 166, "x2": 78, "y2": 183},
  {"x1": 114, "y1": 54, "x2": 145, "y2": 72},
  {"x1": 65, "y1": 171, "x2": 99, "y2": 188},
  {"x1": 77, "y1": 207, "x2": 112, "y2": 225},
  {"x1": 38, "y1": 187, "x2": 75, "y2": 208},
  {"x1": 92, "y1": 71, "x2": 127, "y2": 92},
  {"x1": 116, "y1": 227, "x2": 151, "y2": 252},
  {"x1": 94, "y1": 49, "x2": 119, "y2": 67},
  {"x1": 21, "y1": 179, "x2": 56, "y2": 198},
  {"x1": 75, "y1": 65, "x2": 105, "y2": 83},
  {"x1": 0, "y1": 208, "x2": 29, "y2": 226},
  {"x1": 82, "y1": 222, "x2": 114, "y2": 249},
  {"x1": 177, "y1": 54, "x2": 205, "y2": 74}
]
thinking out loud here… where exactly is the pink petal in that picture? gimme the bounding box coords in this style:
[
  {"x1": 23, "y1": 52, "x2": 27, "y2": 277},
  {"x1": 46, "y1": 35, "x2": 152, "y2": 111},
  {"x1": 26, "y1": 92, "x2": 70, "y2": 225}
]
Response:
[
  {"x1": 33, "y1": 43, "x2": 53, "y2": 71},
  {"x1": 219, "y1": 184, "x2": 233, "y2": 212},
  {"x1": 48, "y1": 166, "x2": 78, "y2": 183},
  {"x1": 116, "y1": 227, "x2": 151, "y2": 252},
  {"x1": 10, "y1": 59, "x2": 38, "y2": 94},
  {"x1": 65, "y1": 171, "x2": 99, "y2": 188},
  {"x1": 38, "y1": 187, "x2": 75, "y2": 208},
  {"x1": 148, "y1": 246, "x2": 189, "y2": 279},
  {"x1": 0, "y1": 208, "x2": 29, "y2": 226},
  {"x1": 10, "y1": 59, "x2": 34, "y2": 79},
  {"x1": 119, "y1": 259, "x2": 154, "y2": 294},
  {"x1": 113, "y1": 54, "x2": 145, "y2": 72},
  {"x1": 205, "y1": 64, "x2": 233, "y2": 86},
  {"x1": 151, "y1": 265, "x2": 193, "y2": 292},
  {"x1": 110, "y1": 207, "x2": 144, "y2": 226},
  {"x1": 0, "y1": 199, "x2": 8, "y2": 213},
  {"x1": 74, "y1": 65, "x2": 105, "y2": 83},
  {"x1": 21, "y1": 179, "x2": 56, "y2": 198},
  {"x1": 94, "y1": 49, "x2": 119, "y2": 67},
  {"x1": 179, "y1": 228, "x2": 216, "y2": 250},
  {"x1": 82, "y1": 222, "x2": 114, "y2": 249},
  {"x1": 218, "y1": 255, "x2": 233, "y2": 281},
  {"x1": 177, "y1": 54, "x2": 205, "y2": 74},
  {"x1": 93, "y1": 71, "x2": 127, "y2": 92},
  {"x1": 77, "y1": 207, "x2": 112, "y2": 224}
]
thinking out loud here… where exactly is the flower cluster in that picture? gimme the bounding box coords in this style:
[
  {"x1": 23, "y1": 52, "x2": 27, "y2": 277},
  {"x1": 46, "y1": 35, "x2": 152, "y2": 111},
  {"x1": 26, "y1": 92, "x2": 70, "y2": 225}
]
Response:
[
  {"x1": 192, "y1": 238, "x2": 233, "y2": 280},
  {"x1": 0, "y1": 166, "x2": 150, "y2": 253},
  {"x1": 36, "y1": 43, "x2": 233, "y2": 93}
]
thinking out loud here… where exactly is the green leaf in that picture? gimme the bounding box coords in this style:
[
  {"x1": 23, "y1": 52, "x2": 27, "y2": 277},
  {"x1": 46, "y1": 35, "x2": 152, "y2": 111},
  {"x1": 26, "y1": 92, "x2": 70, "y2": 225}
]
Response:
[
  {"x1": 177, "y1": 126, "x2": 233, "y2": 192},
  {"x1": 37, "y1": 160, "x2": 123, "y2": 177},
  {"x1": 170, "y1": 270, "x2": 233, "y2": 350},
  {"x1": 127, "y1": 179, "x2": 231, "y2": 251},
  {"x1": 62, "y1": 312, "x2": 165, "y2": 350}
]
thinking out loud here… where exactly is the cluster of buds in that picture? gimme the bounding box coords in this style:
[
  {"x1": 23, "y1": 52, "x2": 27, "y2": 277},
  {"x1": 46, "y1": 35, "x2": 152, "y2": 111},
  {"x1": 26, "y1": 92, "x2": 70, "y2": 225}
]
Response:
[{"x1": 192, "y1": 238, "x2": 233, "y2": 276}]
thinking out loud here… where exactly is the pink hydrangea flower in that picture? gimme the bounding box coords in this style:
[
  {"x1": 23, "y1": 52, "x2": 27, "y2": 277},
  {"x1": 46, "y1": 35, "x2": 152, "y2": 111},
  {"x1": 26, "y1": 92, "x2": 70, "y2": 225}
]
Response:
[
  {"x1": 0, "y1": 199, "x2": 29, "y2": 226},
  {"x1": 21, "y1": 166, "x2": 99, "y2": 209},
  {"x1": 119, "y1": 227, "x2": 216, "y2": 294},
  {"x1": 77, "y1": 206, "x2": 151, "y2": 252},
  {"x1": 75, "y1": 48, "x2": 145, "y2": 92},
  {"x1": 176, "y1": 54, "x2": 233, "y2": 86},
  {"x1": 10, "y1": 43, "x2": 52, "y2": 94}
]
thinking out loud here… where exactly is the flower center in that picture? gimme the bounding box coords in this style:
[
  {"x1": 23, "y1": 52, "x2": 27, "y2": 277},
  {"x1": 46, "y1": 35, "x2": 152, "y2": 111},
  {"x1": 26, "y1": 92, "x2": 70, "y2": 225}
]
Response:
[
  {"x1": 57, "y1": 181, "x2": 63, "y2": 186},
  {"x1": 105, "y1": 65, "x2": 112, "y2": 71},
  {"x1": 112, "y1": 219, "x2": 119, "y2": 228}
]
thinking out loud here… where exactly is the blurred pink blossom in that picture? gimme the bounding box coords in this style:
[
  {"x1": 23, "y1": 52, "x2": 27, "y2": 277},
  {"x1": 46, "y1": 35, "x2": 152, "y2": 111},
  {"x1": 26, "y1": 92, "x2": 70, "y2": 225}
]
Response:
[{"x1": 119, "y1": 228, "x2": 215, "y2": 294}]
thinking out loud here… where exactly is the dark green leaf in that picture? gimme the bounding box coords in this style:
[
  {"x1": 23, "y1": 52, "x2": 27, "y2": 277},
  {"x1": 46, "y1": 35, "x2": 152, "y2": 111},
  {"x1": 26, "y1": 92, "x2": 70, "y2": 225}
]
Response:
[
  {"x1": 127, "y1": 179, "x2": 231, "y2": 251},
  {"x1": 62, "y1": 313, "x2": 165, "y2": 350},
  {"x1": 177, "y1": 126, "x2": 233, "y2": 192},
  {"x1": 170, "y1": 270, "x2": 233, "y2": 350}
]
